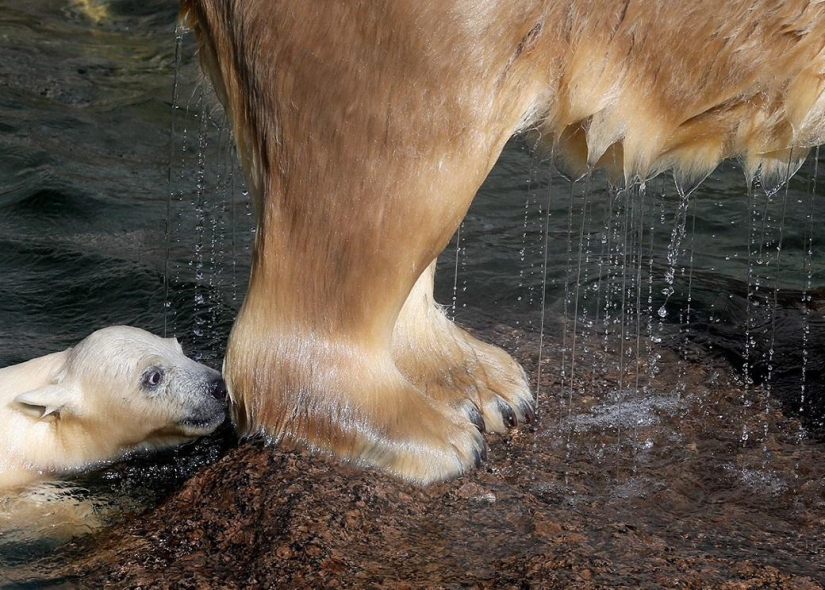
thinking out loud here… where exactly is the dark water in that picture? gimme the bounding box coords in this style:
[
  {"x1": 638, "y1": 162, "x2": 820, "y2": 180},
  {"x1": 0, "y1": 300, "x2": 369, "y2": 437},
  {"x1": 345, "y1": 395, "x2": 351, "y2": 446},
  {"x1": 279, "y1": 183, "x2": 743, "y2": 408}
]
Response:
[
  {"x1": 0, "y1": 0, "x2": 244, "y2": 573},
  {"x1": 0, "y1": 0, "x2": 823, "y2": 585}
]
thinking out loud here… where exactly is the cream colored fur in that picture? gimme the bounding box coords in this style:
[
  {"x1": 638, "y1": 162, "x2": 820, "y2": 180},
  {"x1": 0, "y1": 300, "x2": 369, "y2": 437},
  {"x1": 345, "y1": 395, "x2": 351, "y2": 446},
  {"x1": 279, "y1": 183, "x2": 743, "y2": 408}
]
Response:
[
  {"x1": 0, "y1": 326, "x2": 226, "y2": 491},
  {"x1": 181, "y1": 0, "x2": 825, "y2": 483}
]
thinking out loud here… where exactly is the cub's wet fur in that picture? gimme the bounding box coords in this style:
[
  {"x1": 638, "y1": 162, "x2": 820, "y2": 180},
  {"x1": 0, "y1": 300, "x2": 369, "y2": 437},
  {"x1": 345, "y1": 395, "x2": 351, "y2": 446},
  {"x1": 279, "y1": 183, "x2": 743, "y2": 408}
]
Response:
[
  {"x1": 181, "y1": 0, "x2": 825, "y2": 483},
  {"x1": 0, "y1": 325, "x2": 227, "y2": 490}
]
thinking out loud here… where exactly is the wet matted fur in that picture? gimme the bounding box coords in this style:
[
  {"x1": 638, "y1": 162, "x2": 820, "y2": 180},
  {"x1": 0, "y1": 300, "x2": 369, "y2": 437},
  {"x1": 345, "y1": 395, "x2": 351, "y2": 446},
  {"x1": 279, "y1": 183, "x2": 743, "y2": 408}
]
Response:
[
  {"x1": 180, "y1": 0, "x2": 825, "y2": 483},
  {"x1": 0, "y1": 326, "x2": 227, "y2": 490}
]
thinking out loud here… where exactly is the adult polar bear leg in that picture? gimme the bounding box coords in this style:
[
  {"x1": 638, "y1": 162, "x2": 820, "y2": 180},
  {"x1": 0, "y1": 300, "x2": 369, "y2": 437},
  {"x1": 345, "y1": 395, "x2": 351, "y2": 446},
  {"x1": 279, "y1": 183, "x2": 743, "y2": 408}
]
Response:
[
  {"x1": 186, "y1": 1, "x2": 550, "y2": 482},
  {"x1": 184, "y1": 0, "x2": 825, "y2": 483},
  {"x1": 393, "y1": 261, "x2": 535, "y2": 433}
]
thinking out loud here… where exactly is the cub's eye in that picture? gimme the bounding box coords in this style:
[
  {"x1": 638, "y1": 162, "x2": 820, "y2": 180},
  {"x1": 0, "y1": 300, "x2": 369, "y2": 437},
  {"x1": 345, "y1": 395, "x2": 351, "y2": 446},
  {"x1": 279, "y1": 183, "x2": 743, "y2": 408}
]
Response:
[{"x1": 142, "y1": 367, "x2": 164, "y2": 388}]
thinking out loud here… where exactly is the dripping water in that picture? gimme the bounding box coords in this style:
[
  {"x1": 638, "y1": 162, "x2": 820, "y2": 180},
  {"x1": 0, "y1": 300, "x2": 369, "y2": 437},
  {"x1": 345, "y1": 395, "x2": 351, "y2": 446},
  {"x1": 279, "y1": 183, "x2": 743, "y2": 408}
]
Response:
[
  {"x1": 164, "y1": 21, "x2": 185, "y2": 338},
  {"x1": 190, "y1": 94, "x2": 209, "y2": 351},
  {"x1": 567, "y1": 173, "x2": 592, "y2": 415},
  {"x1": 451, "y1": 222, "x2": 463, "y2": 319},
  {"x1": 800, "y1": 147, "x2": 819, "y2": 422},
  {"x1": 536, "y1": 165, "x2": 553, "y2": 400},
  {"x1": 559, "y1": 179, "x2": 577, "y2": 404}
]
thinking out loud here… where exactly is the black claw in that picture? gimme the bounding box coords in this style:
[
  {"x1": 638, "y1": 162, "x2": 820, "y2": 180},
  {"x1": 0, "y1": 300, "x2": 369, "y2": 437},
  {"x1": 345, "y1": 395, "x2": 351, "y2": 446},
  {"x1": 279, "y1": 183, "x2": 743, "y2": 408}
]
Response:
[
  {"x1": 498, "y1": 400, "x2": 517, "y2": 428},
  {"x1": 521, "y1": 401, "x2": 536, "y2": 424},
  {"x1": 473, "y1": 443, "x2": 488, "y2": 467},
  {"x1": 468, "y1": 405, "x2": 486, "y2": 433}
]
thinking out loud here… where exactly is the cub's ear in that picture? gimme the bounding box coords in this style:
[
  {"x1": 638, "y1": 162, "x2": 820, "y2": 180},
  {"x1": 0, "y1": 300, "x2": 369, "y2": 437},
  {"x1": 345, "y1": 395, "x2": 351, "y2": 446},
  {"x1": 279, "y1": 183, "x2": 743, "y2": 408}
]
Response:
[
  {"x1": 166, "y1": 336, "x2": 184, "y2": 353},
  {"x1": 13, "y1": 385, "x2": 76, "y2": 421}
]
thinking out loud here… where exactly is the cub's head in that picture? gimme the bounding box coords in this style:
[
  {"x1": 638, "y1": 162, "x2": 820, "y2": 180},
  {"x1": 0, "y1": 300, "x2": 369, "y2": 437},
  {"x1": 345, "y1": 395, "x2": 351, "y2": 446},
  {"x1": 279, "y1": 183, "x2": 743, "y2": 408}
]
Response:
[{"x1": 13, "y1": 326, "x2": 227, "y2": 465}]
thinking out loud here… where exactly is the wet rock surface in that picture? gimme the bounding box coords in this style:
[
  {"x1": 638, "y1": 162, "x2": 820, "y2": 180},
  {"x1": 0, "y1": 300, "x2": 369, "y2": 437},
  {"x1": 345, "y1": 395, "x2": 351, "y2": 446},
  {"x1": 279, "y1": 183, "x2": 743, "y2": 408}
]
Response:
[{"x1": 26, "y1": 328, "x2": 825, "y2": 589}]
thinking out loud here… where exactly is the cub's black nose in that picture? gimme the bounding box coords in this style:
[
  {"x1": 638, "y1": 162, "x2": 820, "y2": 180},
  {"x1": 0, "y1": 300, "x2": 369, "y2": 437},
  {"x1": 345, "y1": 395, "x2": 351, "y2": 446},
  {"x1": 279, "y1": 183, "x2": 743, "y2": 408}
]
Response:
[{"x1": 209, "y1": 376, "x2": 228, "y2": 401}]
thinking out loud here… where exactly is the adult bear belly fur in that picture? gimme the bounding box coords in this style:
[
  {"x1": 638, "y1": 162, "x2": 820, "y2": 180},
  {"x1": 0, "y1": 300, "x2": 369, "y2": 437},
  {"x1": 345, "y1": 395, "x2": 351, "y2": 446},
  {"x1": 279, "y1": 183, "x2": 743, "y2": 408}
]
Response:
[{"x1": 180, "y1": 0, "x2": 825, "y2": 484}]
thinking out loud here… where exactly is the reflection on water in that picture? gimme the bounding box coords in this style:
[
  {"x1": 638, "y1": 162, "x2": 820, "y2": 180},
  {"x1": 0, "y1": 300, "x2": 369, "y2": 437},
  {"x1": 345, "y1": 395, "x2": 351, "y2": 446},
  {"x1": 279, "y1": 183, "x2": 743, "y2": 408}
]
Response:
[{"x1": 0, "y1": 0, "x2": 823, "y2": 585}]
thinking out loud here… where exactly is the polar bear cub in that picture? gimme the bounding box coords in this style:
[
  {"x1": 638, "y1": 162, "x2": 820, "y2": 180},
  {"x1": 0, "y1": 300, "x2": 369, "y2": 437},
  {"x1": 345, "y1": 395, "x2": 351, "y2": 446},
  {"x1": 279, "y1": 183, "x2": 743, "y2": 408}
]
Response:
[{"x1": 0, "y1": 326, "x2": 227, "y2": 490}]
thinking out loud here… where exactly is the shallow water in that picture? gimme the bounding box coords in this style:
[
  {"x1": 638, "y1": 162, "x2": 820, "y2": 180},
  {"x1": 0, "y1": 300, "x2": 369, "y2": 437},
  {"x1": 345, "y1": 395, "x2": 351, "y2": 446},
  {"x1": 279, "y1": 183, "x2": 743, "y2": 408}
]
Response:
[{"x1": 0, "y1": 1, "x2": 823, "y2": 586}]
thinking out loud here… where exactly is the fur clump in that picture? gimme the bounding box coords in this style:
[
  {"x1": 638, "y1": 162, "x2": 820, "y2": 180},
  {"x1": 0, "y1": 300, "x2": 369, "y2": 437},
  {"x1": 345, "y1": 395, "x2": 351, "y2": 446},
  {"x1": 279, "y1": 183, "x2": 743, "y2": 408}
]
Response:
[{"x1": 531, "y1": 0, "x2": 825, "y2": 188}]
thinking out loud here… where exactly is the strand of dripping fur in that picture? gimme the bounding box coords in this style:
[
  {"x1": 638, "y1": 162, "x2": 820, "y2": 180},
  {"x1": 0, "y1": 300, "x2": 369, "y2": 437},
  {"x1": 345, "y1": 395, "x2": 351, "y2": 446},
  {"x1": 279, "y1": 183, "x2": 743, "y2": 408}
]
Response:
[{"x1": 528, "y1": 0, "x2": 825, "y2": 188}]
